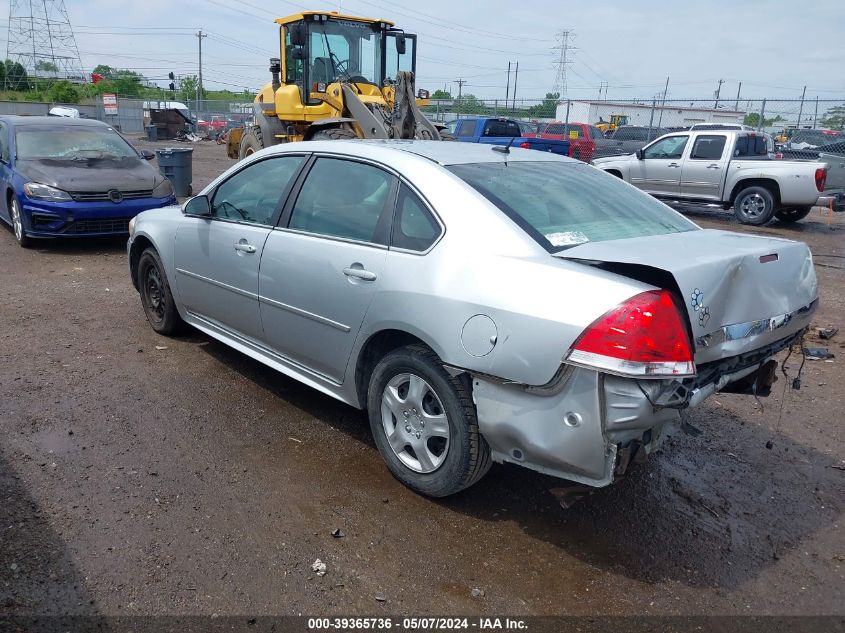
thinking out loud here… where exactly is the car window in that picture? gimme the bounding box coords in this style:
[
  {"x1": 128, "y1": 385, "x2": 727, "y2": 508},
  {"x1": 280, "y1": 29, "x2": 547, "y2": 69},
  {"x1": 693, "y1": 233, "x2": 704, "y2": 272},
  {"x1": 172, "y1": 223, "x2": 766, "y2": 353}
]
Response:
[
  {"x1": 643, "y1": 135, "x2": 688, "y2": 159},
  {"x1": 457, "y1": 120, "x2": 477, "y2": 137},
  {"x1": 211, "y1": 155, "x2": 305, "y2": 225},
  {"x1": 483, "y1": 120, "x2": 521, "y2": 137},
  {"x1": 391, "y1": 184, "x2": 440, "y2": 252},
  {"x1": 444, "y1": 120, "x2": 458, "y2": 134},
  {"x1": 15, "y1": 125, "x2": 139, "y2": 160},
  {"x1": 689, "y1": 135, "x2": 727, "y2": 160},
  {"x1": 449, "y1": 161, "x2": 696, "y2": 252},
  {"x1": 734, "y1": 134, "x2": 771, "y2": 157},
  {"x1": 545, "y1": 123, "x2": 565, "y2": 135},
  {"x1": 289, "y1": 158, "x2": 393, "y2": 243}
]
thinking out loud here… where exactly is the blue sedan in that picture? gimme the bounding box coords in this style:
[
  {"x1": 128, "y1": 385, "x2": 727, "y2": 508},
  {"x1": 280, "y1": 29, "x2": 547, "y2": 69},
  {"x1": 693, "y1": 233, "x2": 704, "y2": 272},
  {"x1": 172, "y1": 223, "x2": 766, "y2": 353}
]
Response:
[{"x1": 0, "y1": 115, "x2": 176, "y2": 247}]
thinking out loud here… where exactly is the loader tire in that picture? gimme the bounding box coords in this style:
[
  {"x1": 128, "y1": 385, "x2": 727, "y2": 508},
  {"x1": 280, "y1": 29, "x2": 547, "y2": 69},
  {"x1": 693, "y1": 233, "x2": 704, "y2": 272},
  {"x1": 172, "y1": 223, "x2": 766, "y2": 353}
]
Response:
[
  {"x1": 239, "y1": 126, "x2": 264, "y2": 159},
  {"x1": 311, "y1": 127, "x2": 359, "y2": 141}
]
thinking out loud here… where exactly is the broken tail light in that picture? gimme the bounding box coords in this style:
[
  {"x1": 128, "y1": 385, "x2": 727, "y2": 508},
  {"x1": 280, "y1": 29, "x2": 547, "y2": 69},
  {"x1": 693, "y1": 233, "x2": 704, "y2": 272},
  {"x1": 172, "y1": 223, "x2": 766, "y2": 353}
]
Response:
[
  {"x1": 565, "y1": 290, "x2": 695, "y2": 378},
  {"x1": 815, "y1": 167, "x2": 827, "y2": 192},
  {"x1": 519, "y1": 142, "x2": 531, "y2": 149}
]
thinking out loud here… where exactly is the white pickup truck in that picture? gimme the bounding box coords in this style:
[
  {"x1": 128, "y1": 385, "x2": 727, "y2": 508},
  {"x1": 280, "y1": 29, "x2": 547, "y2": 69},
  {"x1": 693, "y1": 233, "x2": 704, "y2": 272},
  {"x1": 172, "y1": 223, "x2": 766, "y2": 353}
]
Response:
[{"x1": 593, "y1": 130, "x2": 828, "y2": 225}]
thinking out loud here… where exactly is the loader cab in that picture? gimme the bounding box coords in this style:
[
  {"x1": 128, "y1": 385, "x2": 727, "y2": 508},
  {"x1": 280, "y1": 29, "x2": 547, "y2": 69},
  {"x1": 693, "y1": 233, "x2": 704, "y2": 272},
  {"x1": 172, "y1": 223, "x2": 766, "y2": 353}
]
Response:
[{"x1": 280, "y1": 13, "x2": 417, "y2": 106}]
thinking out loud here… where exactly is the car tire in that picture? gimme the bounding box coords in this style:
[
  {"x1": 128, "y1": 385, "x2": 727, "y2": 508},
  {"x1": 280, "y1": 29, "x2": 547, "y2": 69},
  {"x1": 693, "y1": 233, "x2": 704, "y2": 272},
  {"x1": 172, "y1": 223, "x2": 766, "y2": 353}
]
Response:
[
  {"x1": 137, "y1": 247, "x2": 185, "y2": 335},
  {"x1": 775, "y1": 206, "x2": 813, "y2": 223},
  {"x1": 733, "y1": 186, "x2": 776, "y2": 225},
  {"x1": 367, "y1": 345, "x2": 491, "y2": 497},
  {"x1": 9, "y1": 196, "x2": 33, "y2": 248},
  {"x1": 310, "y1": 127, "x2": 359, "y2": 141},
  {"x1": 239, "y1": 126, "x2": 264, "y2": 159}
]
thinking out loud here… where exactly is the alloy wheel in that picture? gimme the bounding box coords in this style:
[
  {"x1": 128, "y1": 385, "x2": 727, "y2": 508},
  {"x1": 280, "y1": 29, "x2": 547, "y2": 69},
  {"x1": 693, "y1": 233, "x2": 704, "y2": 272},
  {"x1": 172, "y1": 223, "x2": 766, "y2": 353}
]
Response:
[
  {"x1": 740, "y1": 193, "x2": 767, "y2": 218},
  {"x1": 11, "y1": 199, "x2": 23, "y2": 242},
  {"x1": 380, "y1": 373, "x2": 450, "y2": 474}
]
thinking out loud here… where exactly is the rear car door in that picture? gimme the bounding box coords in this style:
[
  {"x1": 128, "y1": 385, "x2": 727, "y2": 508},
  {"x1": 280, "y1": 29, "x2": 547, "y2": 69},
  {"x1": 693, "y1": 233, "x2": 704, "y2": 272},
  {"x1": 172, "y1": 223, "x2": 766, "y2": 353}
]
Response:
[
  {"x1": 0, "y1": 122, "x2": 10, "y2": 224},
  {"x1": 679, "y1": 134, "x2": 728, "y2": 200},
  {"x1": 258, "y1": 156, "x2": 395, "y2": 383},
  {"x1": 630, "y1": 135, "x2": 689, "y2": 195},
  {"x1": 174, "y1": 154, "x2": 306, "y2": 341}
]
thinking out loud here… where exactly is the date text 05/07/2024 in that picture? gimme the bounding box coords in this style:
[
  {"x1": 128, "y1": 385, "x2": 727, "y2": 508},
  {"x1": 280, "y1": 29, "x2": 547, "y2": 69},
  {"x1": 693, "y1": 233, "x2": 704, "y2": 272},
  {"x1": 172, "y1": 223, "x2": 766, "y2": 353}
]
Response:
[{"x1": 307, "y1": 617, "x2": 528, "y2": 630}]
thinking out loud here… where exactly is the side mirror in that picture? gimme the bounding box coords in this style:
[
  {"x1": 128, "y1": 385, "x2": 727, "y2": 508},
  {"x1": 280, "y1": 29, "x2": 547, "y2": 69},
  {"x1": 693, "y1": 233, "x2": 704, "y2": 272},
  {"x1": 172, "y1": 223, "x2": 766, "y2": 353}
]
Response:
[
  {"x1": 183, "y1": 194, "x2": 211, "y2": 217},
  {"x1": 395, "y1": 33, "x2": 406, "y2": 55},
  {"x1": 139, "y1": 149, "x2": 154, "y2": 161},
  {"x1": 635, "y1": 149, "x2": 645, "y2": 160},
  {"x1": 292, "y1": 46, "x2": 307, "y2": 61},
  {"x1": 290, "y1": 23, "x2": 307, "y2": 47}
]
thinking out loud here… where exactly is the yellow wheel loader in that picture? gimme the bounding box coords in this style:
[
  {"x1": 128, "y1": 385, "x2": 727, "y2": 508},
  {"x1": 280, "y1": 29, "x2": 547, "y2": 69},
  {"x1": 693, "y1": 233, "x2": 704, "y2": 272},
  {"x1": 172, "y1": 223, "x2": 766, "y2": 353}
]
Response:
[{"x1": 228, "y1": 11, "x2": 443, "y2": 159}]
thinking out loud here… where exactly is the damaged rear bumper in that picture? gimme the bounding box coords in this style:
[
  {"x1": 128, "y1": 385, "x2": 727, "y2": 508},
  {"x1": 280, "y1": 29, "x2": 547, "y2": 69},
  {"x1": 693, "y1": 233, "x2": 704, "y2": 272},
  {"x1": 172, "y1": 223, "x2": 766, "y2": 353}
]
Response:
[{"x1": 471, "y1": 330, "x2": 805, "y2": 488}]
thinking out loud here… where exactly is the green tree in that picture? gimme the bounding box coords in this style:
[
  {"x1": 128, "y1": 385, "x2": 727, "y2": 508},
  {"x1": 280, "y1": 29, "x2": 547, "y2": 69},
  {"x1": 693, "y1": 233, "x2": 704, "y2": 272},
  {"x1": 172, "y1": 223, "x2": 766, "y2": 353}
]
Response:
[
  {"x1": 743, "y1": 112, "x2": 781, "y2": 127},
  {"x1": 46, "y1": 80, "x2": 80, "y2": 104},
  {"x1": 4, "y1": 59, "x2": 28, "y2": 91},
  {"x1": 35, "y1": 60, "x2": 59, "y2": 73},
  {"x1": 178, "y1": 75, "x2": 206, "y2": 102},
  {"x1": 92, "y1": 64, "x2": 116, "y2": 79},
  {"x1": 431, "y1": 89, "x2": 451, "y2": 100},
  {"x1": 527, "y1": 92, "x2": 560, "y2": 118},
  {"x1": 453, "y1": 93, "x2": 487, "y2": 115},
  {"x1": 820, "y1": 105, "x2": 845, "y2": 130}
]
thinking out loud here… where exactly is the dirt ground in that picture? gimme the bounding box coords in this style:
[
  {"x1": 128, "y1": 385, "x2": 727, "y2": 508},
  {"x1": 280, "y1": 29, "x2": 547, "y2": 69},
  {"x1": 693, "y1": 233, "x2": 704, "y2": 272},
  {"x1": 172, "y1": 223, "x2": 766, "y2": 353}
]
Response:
[{"x1": 1, "y1": 138, "x2": 844, "y2": 618}]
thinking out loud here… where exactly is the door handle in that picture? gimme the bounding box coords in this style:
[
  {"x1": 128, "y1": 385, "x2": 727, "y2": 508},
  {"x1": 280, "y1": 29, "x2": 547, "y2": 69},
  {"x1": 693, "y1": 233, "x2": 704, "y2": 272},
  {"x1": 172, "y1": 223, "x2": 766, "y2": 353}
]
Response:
[
  {"x1": 668, "y1": 162, "x2": 680, "y2": 168},
  {"x1": 234, "y1": 242, "x2": 256, "y2": 254},
  {"x1": 706, "y1": 164, "x2": 721, "y2": 169},
  {"x1": 343, "y1": 266, "x2": 377, "y2": 282}
]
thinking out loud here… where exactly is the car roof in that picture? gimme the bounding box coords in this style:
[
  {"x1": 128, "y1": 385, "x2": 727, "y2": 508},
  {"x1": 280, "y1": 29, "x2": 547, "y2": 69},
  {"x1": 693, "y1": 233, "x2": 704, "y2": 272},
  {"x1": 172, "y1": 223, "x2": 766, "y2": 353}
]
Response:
[
  {"x1": 263, "y1": 139, "x2": 574, "y2": 166},
  {"x1": 0, "y1": 115, "x2": 110, "y2": 128}
]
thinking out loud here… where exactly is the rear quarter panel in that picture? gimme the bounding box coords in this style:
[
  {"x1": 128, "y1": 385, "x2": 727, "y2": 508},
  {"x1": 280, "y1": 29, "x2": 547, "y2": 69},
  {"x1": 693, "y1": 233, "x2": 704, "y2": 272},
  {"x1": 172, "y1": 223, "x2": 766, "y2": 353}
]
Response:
[{"x1": 726, "y1": 160, "x2": 823, "y2": 205}]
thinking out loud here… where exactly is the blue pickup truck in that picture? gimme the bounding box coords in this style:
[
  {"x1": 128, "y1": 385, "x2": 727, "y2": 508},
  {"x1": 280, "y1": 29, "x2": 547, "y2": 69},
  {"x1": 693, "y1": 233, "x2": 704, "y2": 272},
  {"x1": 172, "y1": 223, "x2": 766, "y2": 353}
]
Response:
[{"x1": 447, "y1": 117, "x2": 571, "y2": 155}]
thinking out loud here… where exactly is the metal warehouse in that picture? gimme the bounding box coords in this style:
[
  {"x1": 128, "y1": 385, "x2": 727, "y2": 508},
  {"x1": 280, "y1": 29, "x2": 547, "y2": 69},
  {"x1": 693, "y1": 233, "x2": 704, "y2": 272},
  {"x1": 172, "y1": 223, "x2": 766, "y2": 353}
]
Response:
[{"x1": 556, "y1": 100, "x2": 746, "y2": 126}]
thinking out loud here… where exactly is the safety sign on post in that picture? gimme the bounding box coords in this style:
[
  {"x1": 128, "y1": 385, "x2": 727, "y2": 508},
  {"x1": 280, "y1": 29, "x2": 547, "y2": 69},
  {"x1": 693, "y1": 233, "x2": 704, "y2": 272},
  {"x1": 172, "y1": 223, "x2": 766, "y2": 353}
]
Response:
[{"x1": 103, "y1": 93, "x2": 118, "y2": 114}]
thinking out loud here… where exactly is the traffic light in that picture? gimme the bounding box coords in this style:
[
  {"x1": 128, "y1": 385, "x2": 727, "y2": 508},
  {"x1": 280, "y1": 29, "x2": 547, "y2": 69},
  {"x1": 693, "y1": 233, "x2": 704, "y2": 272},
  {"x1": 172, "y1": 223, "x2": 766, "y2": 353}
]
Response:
[{"x1": 168, "y1": 72, "x2": 176, "y2": 91}]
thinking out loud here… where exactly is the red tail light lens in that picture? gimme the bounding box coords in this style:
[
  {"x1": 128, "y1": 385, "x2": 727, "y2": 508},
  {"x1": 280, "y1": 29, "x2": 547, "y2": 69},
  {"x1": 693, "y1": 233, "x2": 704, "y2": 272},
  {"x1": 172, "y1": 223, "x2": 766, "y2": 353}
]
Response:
[
  {"x1": 815, "y1": 167, "x2": 827, "y2": 192},
  {"x1": 565, "y1": 290, "x2": 695, "y2": 377},
  {"x1": 519, "y1": 142, "x2": 531, "y2": 149}
]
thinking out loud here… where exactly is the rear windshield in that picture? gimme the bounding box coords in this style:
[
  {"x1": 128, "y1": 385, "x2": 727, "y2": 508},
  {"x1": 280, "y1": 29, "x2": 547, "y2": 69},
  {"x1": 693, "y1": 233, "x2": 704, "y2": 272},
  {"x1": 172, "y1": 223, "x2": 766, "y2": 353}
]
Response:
[
  {"x1": 15, "y1": 126, "x2": 139, "y2": 160},
  {"x1": 449, "y1": 161, "x2": 697, "y2": 251}
]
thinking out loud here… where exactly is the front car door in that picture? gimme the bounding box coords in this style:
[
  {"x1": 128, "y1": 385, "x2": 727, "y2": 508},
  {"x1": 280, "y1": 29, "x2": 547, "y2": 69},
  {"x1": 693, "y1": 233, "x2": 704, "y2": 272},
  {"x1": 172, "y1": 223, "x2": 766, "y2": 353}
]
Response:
[
  {"x1": 679, "y1": 134, "x2": 728, "y2": 200},
  {"x1": 0, "y1": 122, "x2": 11, "y2": 224},
  {"x1": 174, "y1": 155, "x2": 306, "y2": 341},
  {"x1": 259, "y1": 156, "x2": 395, "y2": 383},
  {"x1": 630, "y1": 135, "x2": 689, "y2": 195}
]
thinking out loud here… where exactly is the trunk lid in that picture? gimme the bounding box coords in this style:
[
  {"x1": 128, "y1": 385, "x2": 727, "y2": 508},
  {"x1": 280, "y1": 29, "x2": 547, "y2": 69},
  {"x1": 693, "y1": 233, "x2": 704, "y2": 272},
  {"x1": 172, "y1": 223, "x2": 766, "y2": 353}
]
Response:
[{"x1": 556, "y1": 229, "x2": 817, "y2": 364}]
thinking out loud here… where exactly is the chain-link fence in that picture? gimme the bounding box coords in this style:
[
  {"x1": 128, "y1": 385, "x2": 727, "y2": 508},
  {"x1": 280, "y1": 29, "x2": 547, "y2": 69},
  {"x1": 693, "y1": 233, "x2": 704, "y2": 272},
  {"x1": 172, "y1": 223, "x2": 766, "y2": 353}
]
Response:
[{"x1": 422, "y1": 97, "x2": 845, "y2": 136}]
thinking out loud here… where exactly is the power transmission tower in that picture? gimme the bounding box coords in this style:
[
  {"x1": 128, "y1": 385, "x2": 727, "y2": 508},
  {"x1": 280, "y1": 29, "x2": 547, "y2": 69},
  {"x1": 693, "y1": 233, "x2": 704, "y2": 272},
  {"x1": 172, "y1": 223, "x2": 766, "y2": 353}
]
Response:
[
  {"x1": 552, "y1": 29, "x2": 575, "y2": 99},
  {"x1": 5, "y1": 0, "x2": 85, "y2": 85}
]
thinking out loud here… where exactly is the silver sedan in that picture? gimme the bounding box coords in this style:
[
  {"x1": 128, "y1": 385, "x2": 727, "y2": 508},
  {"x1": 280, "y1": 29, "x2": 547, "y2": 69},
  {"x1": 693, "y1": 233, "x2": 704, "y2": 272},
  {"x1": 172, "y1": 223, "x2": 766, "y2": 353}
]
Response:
[{"x1": 128, "y1": 140, "x2": 817, "y2": 497}]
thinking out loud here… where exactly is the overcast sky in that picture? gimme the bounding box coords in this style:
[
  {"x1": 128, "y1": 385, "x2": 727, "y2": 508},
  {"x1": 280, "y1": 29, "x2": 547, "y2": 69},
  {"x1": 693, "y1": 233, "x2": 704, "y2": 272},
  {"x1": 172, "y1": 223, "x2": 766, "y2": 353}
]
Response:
[{"x1": 3, "y1": 0, "x2": 844, "y2": 103}]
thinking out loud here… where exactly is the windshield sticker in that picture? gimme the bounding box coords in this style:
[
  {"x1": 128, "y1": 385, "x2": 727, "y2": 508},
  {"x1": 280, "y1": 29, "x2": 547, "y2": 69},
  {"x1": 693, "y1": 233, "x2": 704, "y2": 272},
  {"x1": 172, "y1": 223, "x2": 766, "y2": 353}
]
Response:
[{"x1": 545, "y1": 231, "x2": 589, "y2": 247}]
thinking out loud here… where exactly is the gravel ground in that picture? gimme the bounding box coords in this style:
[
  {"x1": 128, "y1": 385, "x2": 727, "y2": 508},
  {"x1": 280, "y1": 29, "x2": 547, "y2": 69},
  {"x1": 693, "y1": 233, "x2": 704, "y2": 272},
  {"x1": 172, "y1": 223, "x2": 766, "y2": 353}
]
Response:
[{"x1": 1, "y1": 138, "x2": 844, "y2": 618}]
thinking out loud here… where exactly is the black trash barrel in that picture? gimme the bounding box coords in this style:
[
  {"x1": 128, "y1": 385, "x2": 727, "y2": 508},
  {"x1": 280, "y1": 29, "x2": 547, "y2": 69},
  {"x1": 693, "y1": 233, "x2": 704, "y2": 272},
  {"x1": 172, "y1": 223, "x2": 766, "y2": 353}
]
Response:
[
  {"x1": 145, "y1": 125, "x2": 157, "y2": 142},
  {"x1": 155, "y1": 147, "x2": 193, "y2": 197}
]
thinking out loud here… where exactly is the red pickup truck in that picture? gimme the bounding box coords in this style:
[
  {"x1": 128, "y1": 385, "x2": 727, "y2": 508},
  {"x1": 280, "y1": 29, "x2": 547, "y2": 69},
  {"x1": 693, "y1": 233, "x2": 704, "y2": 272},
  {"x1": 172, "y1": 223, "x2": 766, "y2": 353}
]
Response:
[{"x1": 538, "y1": 121, "x2": 604, "y2": 162}]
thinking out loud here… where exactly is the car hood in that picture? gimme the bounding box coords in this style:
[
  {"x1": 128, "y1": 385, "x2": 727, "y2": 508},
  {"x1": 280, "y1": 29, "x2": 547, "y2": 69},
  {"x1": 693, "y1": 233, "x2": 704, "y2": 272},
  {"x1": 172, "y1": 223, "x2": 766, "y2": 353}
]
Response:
[
  {"x1": 591, "y1": 154, "x2": 634, "y2": 165},
  {"x1": 555, "y1": 229, "x2": 818, "y2": 364},
  {"x1": 15, "y1": 157, "x2": 163, "y2": 192}
]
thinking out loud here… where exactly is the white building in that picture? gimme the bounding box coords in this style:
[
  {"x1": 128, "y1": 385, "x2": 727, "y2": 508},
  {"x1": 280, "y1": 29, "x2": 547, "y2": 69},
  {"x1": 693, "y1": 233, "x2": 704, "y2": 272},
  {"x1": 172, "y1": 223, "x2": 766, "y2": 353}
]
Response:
[{"x1": 555, "y1": 100, "x2": 745, "y2": 127}]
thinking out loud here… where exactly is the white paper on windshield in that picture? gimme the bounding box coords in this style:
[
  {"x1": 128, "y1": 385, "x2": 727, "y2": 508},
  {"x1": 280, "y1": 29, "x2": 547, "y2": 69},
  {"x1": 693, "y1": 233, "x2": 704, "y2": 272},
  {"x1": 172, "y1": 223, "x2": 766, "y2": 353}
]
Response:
[{"x1": 545, "y1": 231, "x2": 589, "y2": 247}]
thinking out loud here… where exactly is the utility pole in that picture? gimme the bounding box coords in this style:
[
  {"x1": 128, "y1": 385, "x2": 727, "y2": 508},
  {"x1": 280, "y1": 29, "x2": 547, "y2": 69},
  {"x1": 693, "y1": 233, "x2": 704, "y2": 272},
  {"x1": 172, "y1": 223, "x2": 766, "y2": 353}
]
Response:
[
  {"x1": 196, "y1": 29, "x2": 208, "y2": 108},
  {"x1": 657, "y1": 76, "x2": 669, "y2": 126},
  {"x1": 455, "y1": 78, "x2": 466, "y2": 117},
  {"x1": 713, "y1": 78, "x2": 724, "y2": 109},
  {"x1": 505, "y1": 62, "x2": 511, "y2": 103},
  {"x1": 796, "y1": 85, "x2": 807, "y2": 128},
  {"x1": 813, "y1": 96, "x2": 819, "y2": 128},
  {"x1": 734, "y1": 81, "x2": 742, "y2": 110},
  {"x1": 553, "y1": 29, "x2": 575, "y2": 99},
  {"x1": 512, "y1": 61, "x2": 518, "y2": 111}
]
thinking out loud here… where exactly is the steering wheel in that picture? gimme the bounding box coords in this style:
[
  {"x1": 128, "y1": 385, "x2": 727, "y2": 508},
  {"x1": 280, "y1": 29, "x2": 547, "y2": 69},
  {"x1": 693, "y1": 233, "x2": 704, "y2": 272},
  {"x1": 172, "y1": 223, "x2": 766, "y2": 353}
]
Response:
[{"x1": 330, "y1": 53, "x2": 351, "y2": 80}]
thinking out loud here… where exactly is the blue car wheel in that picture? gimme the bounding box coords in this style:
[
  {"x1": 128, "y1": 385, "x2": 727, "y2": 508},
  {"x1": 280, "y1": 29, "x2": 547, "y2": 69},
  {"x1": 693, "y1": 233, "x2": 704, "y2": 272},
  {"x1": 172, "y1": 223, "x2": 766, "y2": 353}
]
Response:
[{"x1": 9, "y1": 197, "x2": 32, "y2": 248}]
